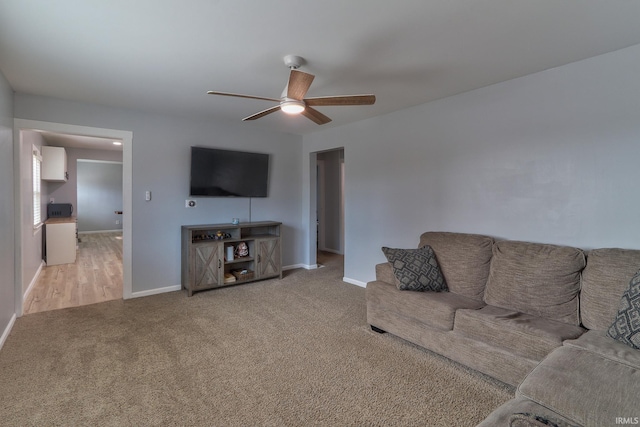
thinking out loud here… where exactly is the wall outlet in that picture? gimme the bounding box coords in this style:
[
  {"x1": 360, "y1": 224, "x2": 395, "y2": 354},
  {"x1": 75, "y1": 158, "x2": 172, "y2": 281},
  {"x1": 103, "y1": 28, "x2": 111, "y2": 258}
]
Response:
[
  {"x1": 115, "y1": 220, "x2": 120, "y2": 225},
  {"x1": 185, "y1": 199, "x2": 197, "y2": 208}
]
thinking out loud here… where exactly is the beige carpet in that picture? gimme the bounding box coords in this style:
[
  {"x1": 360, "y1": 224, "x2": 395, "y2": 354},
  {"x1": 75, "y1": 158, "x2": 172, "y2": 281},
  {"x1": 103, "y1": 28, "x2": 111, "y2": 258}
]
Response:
[{"x1": 1, "y1": 255, "x2": 512, "y2": 426}]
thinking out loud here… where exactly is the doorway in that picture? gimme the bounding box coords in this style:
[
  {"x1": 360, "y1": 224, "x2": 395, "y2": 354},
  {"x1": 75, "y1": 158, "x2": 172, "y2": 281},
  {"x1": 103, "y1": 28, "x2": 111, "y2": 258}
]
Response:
[
  {"x1": 315, "y1": 148, "x2": 345, "y2": 271},
  {"x1": 23, "y1": 157, "x2": 124, "y2": 314},
  {"x1": 13, "y1": 119, "x2": 132, "y2": 317}
]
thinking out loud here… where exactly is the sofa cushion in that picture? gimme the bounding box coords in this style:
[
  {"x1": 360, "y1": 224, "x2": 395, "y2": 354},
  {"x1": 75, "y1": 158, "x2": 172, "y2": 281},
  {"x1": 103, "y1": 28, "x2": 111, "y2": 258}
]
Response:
[
  {"x1": 366, "y1": 280, "x2": 484, "y2": 331},
  {"x1": 509, "y1": 413, "x2": 579, "y2": 427},
  {"x1": 484, "y1": 241, "x2": 585, "y2": 325},
  {"x1": 375, "y1": 262, "x2": 395, "y2": 285},
  {"x1": 381, "y1": 246, "x2": 447, "y2": 292},
  {"x1": 607, "y1": 269, "x2": 640, "y2": 349},
  {"x1": 454, "y1": 305, "x2": 584, "y2": 361},
  {"x1": 419, "y1": 232, "x2": 494, "y2": 301},
  {"x1": 478, "y1": 397, "x2": 581, "y2": 427},
  {"x1": 517, "y1": 346, "x2": 640, "y2": 427},
  {"x1": 564, "y1": 329, "x2": 640, "y2": 370},
  {"x1": 581, "y1": 248, "x2": 640, "y2": 330}
]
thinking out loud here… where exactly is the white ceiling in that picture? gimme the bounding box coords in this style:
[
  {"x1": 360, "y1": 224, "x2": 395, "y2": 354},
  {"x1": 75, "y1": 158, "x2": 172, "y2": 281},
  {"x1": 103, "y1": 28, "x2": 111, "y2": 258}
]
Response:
[
  {"x1": 2, "y1": 0, "x2": 640, "y2": 136},
  {"x1": 37, "y1": 131, "x2": 123, "y2": 152}
]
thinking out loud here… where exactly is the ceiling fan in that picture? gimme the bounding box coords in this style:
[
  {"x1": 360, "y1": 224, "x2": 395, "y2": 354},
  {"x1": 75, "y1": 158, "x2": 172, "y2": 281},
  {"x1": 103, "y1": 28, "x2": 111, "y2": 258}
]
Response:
[{"x1": 207, "y1": 55, "x2": 376, "y2": 125}]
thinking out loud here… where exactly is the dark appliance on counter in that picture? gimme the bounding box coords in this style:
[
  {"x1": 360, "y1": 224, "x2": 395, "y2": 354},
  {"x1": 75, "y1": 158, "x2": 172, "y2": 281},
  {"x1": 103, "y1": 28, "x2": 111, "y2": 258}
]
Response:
[{"x1": 47, "y1": 203, "x2": 73, "y2": 218}]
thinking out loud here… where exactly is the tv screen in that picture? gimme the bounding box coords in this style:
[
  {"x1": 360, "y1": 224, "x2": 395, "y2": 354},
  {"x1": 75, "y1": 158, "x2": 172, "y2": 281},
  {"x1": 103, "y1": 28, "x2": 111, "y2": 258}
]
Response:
[{"x1": 190, "y1": 147, "x2": 269, "y2": 197}]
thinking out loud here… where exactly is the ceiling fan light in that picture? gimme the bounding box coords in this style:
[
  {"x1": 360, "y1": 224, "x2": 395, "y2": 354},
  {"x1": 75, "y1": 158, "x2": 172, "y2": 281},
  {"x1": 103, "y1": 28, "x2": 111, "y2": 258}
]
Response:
[{"x1": 280, "y1": 100, "x2": 305, "y2": 114}]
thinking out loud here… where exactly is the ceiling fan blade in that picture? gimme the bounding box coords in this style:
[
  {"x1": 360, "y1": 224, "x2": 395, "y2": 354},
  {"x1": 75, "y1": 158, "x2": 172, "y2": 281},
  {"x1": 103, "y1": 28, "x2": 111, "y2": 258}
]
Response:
[
  {"x1": 287, "y1": 70, "x2": 315, "y2": 100},
  {"x1": 304, "y1": 94, "x2": 376, "y2": 106},
  {"x1": 302, "y1": 107, "x2": 332, "y2": 125},
  {"x1": 207, "y1": 91, "x2": 280, "y2": 103},
  {"x1": 242, "y1": 105, "x2": 281, "y2": 121}
]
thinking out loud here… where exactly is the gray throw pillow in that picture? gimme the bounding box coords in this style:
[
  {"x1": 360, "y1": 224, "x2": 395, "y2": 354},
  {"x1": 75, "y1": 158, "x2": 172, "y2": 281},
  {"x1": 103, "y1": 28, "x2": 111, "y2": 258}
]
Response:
[
  {"x1": 381, "y1": 245, "x2": 448, "y2": 292},
  {"x1": 607, "y1": 268, "x2": 640, "y2": 350}
]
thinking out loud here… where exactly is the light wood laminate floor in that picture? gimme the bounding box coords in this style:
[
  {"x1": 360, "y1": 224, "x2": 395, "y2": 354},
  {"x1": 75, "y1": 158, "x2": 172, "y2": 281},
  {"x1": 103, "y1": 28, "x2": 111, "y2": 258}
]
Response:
[{"x1": 24, "y1": 232, "x2": 123, "y2": 315}]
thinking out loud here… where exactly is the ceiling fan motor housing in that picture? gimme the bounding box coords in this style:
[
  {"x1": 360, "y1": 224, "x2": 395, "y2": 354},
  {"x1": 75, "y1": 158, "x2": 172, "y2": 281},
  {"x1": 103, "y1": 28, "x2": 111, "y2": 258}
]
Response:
[{"x1": 283, "y1": 55, "x2": 304, "y2": 69}]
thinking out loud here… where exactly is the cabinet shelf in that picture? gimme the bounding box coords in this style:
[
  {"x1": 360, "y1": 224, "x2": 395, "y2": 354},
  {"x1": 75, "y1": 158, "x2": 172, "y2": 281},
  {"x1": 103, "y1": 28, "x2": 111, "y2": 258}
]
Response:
[
  {"x1": 225, "y1": 257, "x2": 254, "y2": 264},
  {"x1": 181, "y1": 221, "x2": 282, "y2": 296},
  {"x1": 190, "y1": 235, "x2": 275, "y2": 244}
]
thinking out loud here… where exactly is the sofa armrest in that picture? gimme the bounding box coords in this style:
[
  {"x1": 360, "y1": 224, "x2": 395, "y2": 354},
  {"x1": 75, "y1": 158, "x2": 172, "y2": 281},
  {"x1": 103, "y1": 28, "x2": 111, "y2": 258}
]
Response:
[
  {"x1": 516, "y1": 345, "x2": 640, "y2": 426},
  {"x1": 375, "y1": 262, "x2": 396, "y2": 285}
]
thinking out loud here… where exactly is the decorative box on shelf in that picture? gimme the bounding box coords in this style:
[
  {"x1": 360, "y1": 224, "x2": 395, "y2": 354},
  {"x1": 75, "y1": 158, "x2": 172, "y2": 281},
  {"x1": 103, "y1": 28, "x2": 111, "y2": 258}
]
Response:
[{"x1": 192, "y1": 231, "x2": 232, "y2": 242}]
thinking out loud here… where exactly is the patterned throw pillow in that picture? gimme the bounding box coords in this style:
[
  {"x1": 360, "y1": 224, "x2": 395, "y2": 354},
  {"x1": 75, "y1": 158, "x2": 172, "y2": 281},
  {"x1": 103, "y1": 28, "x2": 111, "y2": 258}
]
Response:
[
  {"x1": 381, "y1": 245, "x2": 448, "y2": 292},
  {"x1": 607, "y1": 269, "x2": 640, "y2": 349}
]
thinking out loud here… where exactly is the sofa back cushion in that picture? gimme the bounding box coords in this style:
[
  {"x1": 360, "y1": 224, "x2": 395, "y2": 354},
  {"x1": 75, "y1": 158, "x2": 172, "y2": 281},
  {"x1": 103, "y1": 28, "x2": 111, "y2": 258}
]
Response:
[
  {"x1": 581, "y1": 248, "x2": 640, "y2": 330},
  {"x1": 484, "y1": 241, "x2": 585, "y2": 325},
  {"x1": 419, "y1": 232, "x2": 494, "y2": 301}
]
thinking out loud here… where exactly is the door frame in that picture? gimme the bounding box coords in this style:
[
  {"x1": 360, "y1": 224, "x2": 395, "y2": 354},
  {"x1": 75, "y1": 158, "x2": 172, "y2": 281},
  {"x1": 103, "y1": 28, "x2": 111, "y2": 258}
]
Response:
[
  {"x1": 316, "y1": 159, "x2": 326, "y2": 252},
  {"x1": 13, "y1": 119, "x2": 133, "y2": 316}
]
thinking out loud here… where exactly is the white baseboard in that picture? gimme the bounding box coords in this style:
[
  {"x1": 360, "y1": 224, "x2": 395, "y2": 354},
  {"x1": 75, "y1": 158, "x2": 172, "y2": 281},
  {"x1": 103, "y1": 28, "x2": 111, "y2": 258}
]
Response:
[
  {"x1": 128, "y1": 262, "x2": 343, "y2": 298},
  {"x1": 23, "y1": 261, "x2": 45, "y2": 300},
  {"x1": 319, "y1": 247, "x2": 343, "y2": 255},
  {"x1": 0, "y1": 314, "x2": 17, "y2": 352},
  {"x1": 130, "y1": 284, "x2": 182, "y2": 298},
  {"x1": 283, "y1": 263, "x2": 318, "y2": 271},
  {"x1": 343, "y1": 277, "x2": 367, "y2": 288},
  {"x1": 129, "y1": 269, "x2": 361, "y2": 298},
  {"x1": 78, "y1": 230, "x2": 122, "y2": 235}
]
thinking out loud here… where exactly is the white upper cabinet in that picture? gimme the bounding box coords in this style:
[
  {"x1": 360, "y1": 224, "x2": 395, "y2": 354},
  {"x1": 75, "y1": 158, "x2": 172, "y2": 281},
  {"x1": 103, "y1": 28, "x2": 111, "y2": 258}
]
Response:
[{"x1": 41, "y1": 146, "x2": 68, "y2": 182}]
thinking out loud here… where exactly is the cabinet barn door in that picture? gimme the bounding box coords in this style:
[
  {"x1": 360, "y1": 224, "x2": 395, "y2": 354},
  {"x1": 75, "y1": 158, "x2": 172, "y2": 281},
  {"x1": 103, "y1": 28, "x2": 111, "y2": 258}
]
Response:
[
  {"x1": 192, "y1": 243, "x2": 222, "y2": 289},
  {"x1": 257, "y1": 238, "x2": 281, "y2": 278}
]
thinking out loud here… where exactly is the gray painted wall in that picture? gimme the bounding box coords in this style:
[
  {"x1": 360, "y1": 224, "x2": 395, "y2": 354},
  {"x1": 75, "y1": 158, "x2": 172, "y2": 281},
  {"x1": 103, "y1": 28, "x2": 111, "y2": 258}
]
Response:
[
  {"x1": 10, "y1": 42, "x2": 640, "y2": 297},
  {"x1": 47, "y1": 147, "x2": 123, "y2": 213},
  {"x1": 77, "y1": 161, "x2": 123, "y2": 232},
  {"x1": 0, "y1": 70, "x2": 15, "y2": 341},
  {"x1": 303, "y1": 43, "x2": 640, "y2": 284},
  {"x1": 13, "y1": 97, "x2": 304, "y2": 293}
]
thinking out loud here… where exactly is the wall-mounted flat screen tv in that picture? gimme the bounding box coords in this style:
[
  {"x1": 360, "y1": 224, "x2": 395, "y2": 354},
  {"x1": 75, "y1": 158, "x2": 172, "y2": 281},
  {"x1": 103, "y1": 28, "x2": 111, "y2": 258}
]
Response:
[{"x1": 190, "y1": 146, "x2": 269, "y2": 197}]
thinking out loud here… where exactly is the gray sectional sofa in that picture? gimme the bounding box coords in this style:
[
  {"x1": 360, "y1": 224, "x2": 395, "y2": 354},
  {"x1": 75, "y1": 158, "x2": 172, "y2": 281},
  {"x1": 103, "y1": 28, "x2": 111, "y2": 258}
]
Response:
[{"x1": 366, "y1": 232, "x2": 640, "y2": 426}]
